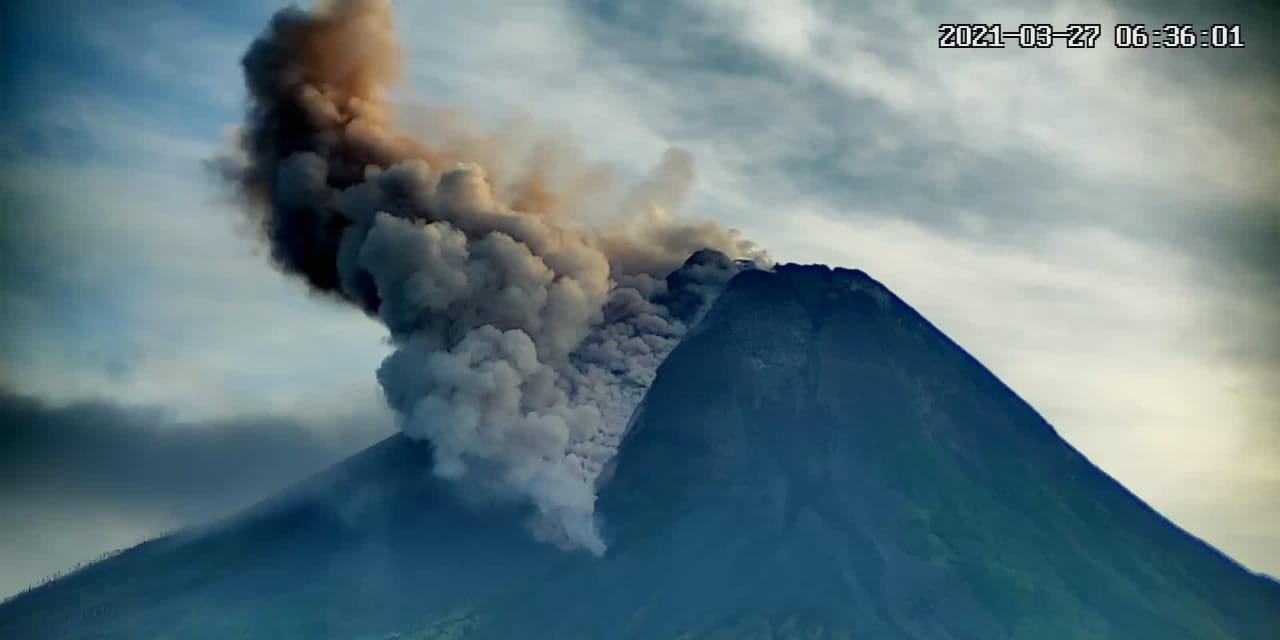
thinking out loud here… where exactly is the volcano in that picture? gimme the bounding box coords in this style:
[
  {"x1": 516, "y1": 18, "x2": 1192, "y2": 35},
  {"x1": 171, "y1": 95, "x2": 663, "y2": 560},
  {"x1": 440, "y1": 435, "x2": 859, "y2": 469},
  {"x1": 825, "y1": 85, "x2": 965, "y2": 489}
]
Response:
[{"x1": 2, "y1": 265, "x2": 1277, "y2": 639}]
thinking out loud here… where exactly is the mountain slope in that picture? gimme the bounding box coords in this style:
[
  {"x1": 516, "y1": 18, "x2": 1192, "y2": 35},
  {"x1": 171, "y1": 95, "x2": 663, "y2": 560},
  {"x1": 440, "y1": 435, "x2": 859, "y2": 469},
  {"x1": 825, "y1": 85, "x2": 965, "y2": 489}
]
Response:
[
  {"x1": 552, "y1": 264, "x2": 1280, "y2": 639},
  {"x1": 2, "y1": 264, "x2": 1277, "y2": 639}
]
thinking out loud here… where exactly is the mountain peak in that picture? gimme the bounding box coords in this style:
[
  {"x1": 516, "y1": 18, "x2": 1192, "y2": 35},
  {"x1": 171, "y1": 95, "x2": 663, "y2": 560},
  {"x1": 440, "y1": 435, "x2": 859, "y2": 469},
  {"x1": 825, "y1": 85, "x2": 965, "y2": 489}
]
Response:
[
  {"x1": 590, "y1": 261, "x2": 1280, "y2": 638},
  {"x1": 723, "y1": 263, "x2": 890, "y2": 311}
]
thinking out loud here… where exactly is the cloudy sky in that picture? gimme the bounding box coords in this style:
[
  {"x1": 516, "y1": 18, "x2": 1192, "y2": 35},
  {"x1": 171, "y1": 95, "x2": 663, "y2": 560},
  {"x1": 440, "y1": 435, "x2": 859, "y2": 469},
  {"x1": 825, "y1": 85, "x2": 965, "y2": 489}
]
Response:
[{"x1": 1, "y1": 0, "x2": 1277, "y2": 599}]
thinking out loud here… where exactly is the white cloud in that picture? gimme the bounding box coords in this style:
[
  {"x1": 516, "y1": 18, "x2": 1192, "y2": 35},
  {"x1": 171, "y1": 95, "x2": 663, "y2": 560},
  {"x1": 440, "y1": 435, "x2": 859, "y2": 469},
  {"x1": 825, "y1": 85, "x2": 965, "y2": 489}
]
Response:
[
  {"x1": 696, "y1": 0, "x2": 1277, "y2": 205},
  {"x1": 0, "y1": 111, "x2": 391, "y2": 422}
]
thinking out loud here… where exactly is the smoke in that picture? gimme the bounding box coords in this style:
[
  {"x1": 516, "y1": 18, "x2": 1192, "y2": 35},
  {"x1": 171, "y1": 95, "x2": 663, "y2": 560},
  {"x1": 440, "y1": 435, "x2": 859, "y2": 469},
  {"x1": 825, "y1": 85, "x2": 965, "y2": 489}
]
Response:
[{"x1": 220, "y1": 0, "x2": 767, "y2": 554}]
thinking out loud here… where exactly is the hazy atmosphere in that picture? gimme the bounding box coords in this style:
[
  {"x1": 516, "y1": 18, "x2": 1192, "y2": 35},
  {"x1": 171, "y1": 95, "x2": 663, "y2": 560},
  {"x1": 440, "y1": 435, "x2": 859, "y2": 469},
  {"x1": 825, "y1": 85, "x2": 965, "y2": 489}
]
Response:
[{"x1": 1, "y1": 0, "x2": 1277, "y2": 600}]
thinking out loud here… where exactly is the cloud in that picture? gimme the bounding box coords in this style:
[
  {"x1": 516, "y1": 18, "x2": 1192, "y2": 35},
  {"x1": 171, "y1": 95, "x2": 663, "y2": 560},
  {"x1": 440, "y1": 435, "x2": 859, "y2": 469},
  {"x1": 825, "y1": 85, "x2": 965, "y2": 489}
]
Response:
[
  {"x1": 0, "y1": 156, "x2": 396, "y2": 419},
  {"x1": 0, "y1": 388, "x2": 393, "y2": 599},
  {"x1": 0, "y1": 51, "x2": 400, "y2": 419}
]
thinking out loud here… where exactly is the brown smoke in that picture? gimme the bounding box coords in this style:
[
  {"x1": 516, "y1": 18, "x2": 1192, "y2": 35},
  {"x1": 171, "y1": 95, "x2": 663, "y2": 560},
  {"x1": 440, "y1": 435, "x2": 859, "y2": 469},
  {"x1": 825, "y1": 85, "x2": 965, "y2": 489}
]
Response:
[{"x1": 221, "y1": 0, "x2": 767, "y2": 553}]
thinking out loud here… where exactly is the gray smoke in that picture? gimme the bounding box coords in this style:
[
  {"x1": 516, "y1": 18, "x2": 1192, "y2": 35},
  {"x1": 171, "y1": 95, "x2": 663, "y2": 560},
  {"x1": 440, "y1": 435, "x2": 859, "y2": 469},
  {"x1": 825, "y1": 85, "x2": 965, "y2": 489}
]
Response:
[{"x1": 220, "y1": 0, "x2": 768, "y2": 553}]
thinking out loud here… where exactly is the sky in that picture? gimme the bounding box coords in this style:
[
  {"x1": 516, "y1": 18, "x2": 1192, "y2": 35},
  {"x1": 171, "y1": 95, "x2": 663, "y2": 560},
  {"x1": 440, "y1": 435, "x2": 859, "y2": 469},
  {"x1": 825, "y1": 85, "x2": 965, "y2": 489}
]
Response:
[{"x1": 1, "y1": 0, "x2": 1277, "y2": 599}]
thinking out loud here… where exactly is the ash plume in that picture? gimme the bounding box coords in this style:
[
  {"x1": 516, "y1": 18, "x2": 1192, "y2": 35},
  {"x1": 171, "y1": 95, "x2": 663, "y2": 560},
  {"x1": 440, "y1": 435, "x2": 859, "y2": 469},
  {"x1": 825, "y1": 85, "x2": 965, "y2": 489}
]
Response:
[{"x1": 220, "y1": 0, "x2": 767, "y2": 553}]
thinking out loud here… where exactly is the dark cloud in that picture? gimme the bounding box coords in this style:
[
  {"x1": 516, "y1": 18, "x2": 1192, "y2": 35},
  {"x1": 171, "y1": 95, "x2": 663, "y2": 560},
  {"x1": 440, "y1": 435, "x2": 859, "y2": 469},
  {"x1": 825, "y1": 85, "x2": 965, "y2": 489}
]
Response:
[
  {"x1": 0, "y1": 388, "x2": 390, "y2": 596},
  {"x1": 0, "y1": 389, "x2": 386, "y2": 513}
]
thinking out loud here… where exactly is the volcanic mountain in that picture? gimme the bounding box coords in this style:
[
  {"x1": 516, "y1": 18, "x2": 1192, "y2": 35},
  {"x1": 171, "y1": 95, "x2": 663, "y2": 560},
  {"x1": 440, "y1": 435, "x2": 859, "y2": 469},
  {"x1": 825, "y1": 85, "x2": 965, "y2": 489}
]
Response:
[{"x1": 2, "y1": 265, "x2": 1277, "y2": 639}]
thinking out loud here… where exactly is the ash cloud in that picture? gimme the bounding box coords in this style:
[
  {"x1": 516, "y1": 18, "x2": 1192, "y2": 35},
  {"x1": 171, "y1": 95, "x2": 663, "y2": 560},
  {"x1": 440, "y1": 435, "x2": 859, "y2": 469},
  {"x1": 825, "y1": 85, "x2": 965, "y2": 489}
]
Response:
[{"x1": 221, "y1": 0, "x2": 767, "y2": 553}]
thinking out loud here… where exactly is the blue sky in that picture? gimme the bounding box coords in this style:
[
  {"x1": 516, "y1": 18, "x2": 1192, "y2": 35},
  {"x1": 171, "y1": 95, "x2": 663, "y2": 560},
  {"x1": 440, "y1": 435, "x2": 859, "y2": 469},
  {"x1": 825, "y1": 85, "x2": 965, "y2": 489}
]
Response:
[{"x1": 1, "y1": 0, "x2": 1277, "y2": 597}]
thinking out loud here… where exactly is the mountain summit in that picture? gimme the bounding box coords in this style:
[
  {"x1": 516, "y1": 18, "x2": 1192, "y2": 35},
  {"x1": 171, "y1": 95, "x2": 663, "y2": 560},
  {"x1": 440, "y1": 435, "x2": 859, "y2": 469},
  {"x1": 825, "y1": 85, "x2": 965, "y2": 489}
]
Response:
[{"x1": 3, "y1": 265, "x2": 1277, "y2": 639}]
